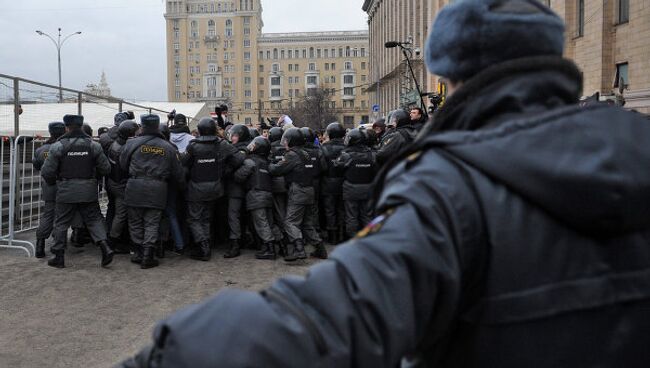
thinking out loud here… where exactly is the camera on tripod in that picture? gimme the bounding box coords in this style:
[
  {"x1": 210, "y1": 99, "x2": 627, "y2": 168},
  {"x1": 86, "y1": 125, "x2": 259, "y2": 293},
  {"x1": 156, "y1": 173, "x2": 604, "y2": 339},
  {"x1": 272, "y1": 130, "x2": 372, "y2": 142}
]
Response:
[{"x1": 421, "y1": 92, "x2": 444, "y2": 115}]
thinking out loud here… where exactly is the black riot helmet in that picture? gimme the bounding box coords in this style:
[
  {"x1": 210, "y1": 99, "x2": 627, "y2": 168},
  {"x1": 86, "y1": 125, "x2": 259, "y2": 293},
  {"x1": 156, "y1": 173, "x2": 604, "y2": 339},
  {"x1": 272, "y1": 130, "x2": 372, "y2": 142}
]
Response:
[
  {"x1": 249, "y1": 127, "x2": 261, "y2": 138},
  {"x1": 228, "y1": 124, "x2": 252, "y2": 143},
  {"x1": 197, "y1": 117, "x2": 217, "y2": 136},
  {"x1": 118, "y1": 120, "x2": 139, "y2": 139},
  {"x1": 389, "y1": 109, "x2": 410, "y2": 128},
  {"x1": 299, "y1": 127, "x2": 316, "y2": 146},
  {"x1": 48, "y1": 122, "x2": 65, "y2": 139},
  {"x1": 345, "y1": 128, "x2": 366, "y2": 147},
  {"x1": 326, "y1": 122, "x2": 345, "y2": 139},
  {"x1": 247, "y1": 136, "x2": 271, "y2": 156},
  {"x1": 159, "y1": 123, "x2": 170, "y2": 141},
  {"x1": 268, "y1": 127, "x2": 284, "y2": 142},
  {"x1": 281, "y1": 127, "x2": 305, "y2": 148}
]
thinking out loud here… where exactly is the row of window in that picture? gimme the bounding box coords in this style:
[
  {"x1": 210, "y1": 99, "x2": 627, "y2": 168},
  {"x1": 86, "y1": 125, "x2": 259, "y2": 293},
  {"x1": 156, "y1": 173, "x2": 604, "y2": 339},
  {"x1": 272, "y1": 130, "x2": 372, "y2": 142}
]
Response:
[
  {"x1": 575, "y1": 0, "x2": 629, "y2": 37},
  {"x1": 168, "y1": 2, "x2": 250, "y2": 14},
  {"x1": 259, "y1": 46, "x2": 366, "y2": 60},
  {"x1": 263, "y1": 61, "x2": 364, "y2": 73}
]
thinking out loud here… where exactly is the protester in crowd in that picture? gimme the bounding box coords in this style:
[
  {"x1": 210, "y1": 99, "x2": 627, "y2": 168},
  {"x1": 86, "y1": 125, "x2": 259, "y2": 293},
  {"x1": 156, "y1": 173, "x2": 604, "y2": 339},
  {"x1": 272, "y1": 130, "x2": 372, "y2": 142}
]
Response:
[{"x1": 122, "y1": 0, "x2": 650, "y2": 366}]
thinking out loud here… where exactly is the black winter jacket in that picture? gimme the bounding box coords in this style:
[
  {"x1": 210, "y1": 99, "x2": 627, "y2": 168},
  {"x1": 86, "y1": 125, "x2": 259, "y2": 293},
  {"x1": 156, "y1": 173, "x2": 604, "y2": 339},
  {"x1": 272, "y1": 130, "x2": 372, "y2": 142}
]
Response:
[
  {"x1": 376, "y1": 124, "x2": 416, "y2": 166},
  {"x1": 121, "y1": 56, "x2": 650, "y2": 368},
  {"x1": 319, "y1": 138, "x2": 346, "y2": 196},
  {"x1": 33, "y1": 139, "x2": 58, "y2": 202},
  {"x1": 120, "y1": 133, "x2": 185, "y2": 210},
  {"x1": 183, "y1": 136, "x2": 243, "y2": 202},
  {"x1": 234, "y1": 154, "x2": 274, "y2": 210},
  {"x1": 41, "y1": 131, "x2": 110, "y2": 204}
]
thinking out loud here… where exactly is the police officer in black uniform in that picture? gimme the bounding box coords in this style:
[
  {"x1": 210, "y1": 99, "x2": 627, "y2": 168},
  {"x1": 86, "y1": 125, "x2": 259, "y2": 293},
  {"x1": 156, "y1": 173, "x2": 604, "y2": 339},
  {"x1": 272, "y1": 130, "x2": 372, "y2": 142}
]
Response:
[
  {"x1": 268, "y1": 127, "x2": 288, "y2": 255},
  {"x1": 269, "y1": 128, "x2": 324, "y2": 261},
  {"x1": 120, "y1": 114, "x2": 185, "y2": 269},
  {"x1": 106, "y1": 120, "x2": 139, "y2": 253},
  {"x1": 183, "y1": 117, "x2": 244, "y2": 261},
  {"x1": 234, "y1": 136, "x2": 278, "y2": 260},
  {"x1": 40, "y1": 115, "x2": 112, "y2": 268},
  {"x1": 376, "y1": 109, "x2": 417, "y2": 166},
  {"x1": 298, "y1": 127, "x2": 326, "y2": 259},
  {"x1": 33, "y1": 122, "x2": 66, "y2": 258},
  {"x1": 319, "y1": 122, "x2": 346, "y2": 244},
  {"x1": 224, "y1": 124, "x2": 252, "y2": 258},
  {"x1": 335, "y1": 129, "x2": 377, "y2": 239}
]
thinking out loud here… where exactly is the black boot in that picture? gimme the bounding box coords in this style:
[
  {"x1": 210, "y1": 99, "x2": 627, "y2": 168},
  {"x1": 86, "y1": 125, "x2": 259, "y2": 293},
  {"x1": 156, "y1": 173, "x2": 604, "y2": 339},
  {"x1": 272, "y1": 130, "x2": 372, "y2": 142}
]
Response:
[
  {"x1": 131, "y1": 245, "x2": 143, "y2": 264},
  {"x1": 98, "y1": 240, "x2": 114, "y2": 267},
  {"x1": 35, "y1": 238, "x2": 46, "y2": 258},
  {"x1": 110, "y1": 237, "x2": 130, "y2": 255},
  {"x1": 310, "y1": 243, "x2": 328, "y2": 259},
  {"x1": 285, "y1": 240, "x2": 307, "y2": 262},
  {"x1": 327, "y1": 230, "x2": 337, "y2": 245},
  {"x1": 255, "y1": 242, "x2": 276, "y2": 260},
  {"x1": 277, "y1": 241, "x2": 287, "y2": 258},
  {"x1": 223, "y1": 239, "x2": 241, "y2": 259},
  {"x1": 156, "y1": 240, "x2": 166, "y2": 259},
  {"x1": 47, "y1": 250, "x2": 65, "y2": 269},
  {"x1": 190, "y1": 241, "x2": 211, "y2": 261},
  {"x1": 141, "y1": 247, "x2": 159, "y2": 269}
]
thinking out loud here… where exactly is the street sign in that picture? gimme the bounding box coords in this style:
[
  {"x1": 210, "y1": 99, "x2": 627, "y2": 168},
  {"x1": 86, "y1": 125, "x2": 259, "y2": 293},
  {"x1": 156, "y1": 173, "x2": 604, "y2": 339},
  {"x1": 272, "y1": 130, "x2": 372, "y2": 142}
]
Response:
[{"x1": 372, "y1": 104, "x2": 380, "y2": 112}]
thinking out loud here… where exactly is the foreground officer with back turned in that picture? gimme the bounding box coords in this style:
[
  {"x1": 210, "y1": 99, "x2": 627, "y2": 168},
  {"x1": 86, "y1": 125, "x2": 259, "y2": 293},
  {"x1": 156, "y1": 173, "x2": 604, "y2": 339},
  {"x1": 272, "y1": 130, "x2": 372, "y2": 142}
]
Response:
[
  {"x1": 320, "y1": 122, "x2": 346, "y2": 244},
  {"x1": 122, "y1": 0, "x2": 650, "y2": 366},
  {"x1": 120, "y1": 114, "x2": 185, "y2": 269},
  {"x1": 183, "y1": 117, "x2": 244, "y2": 261},
  {"x1": 33, "y1": 122, "x2": 66, "y2": 258},
  {"x1": 41, "y1": 115, "x2": 112, "y2": 269}
]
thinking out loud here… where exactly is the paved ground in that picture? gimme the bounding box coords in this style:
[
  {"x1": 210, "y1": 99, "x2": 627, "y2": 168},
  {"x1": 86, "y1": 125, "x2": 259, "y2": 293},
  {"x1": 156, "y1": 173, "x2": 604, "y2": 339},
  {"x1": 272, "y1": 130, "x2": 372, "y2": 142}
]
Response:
[{"x1": 0, "y1": 232, "x2": 323, "y2": 368}]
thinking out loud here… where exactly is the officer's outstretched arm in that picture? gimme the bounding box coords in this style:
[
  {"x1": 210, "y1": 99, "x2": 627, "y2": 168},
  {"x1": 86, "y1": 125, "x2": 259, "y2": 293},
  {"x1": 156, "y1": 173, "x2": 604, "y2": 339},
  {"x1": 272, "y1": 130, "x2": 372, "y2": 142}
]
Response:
[{"x1": 119, "y1": 201, "x2": 462, "y2": 368}]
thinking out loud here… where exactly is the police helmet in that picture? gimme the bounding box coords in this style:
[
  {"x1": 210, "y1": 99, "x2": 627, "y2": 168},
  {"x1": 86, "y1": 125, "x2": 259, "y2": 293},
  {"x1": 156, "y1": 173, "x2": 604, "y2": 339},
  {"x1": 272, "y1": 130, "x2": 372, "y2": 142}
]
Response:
[
  {"x1": 389, "y1": 109, "x2": 410, "y2": 128},
  {"x1": 118, "y1": 120, "x2": 139, "y2": 140},
  {"x1": 141, "y1": 114, "x2": 161, "y2": 130},
  {"x1": 345, "y1": 128, "x2": 366, "y2": 147},
  {"x1": 197, "y1": 117, "x2": 217, "y2": 136},
  {"x1": 174, "y1": 113, "x2": 188, "y2": 126},
  {"x1": 48, "y1": 122, "x2": 65, "y2": 138},
  {"x1": 326, "y1": 122, "x2": 345, "y2": 139},
  {"x1": 98, "y1": 127, "x2": 109, "y2": 136},
  {"x1": 268, "y1": 127, "x2": 284, "y2": 143},
  {"x1": 281, "y1": 127, "x2": 305, "y2": 148},
  {"x1": 229, "y1": 124, "x2": 252, "y2": 143},
  {"x1": 82, "y1": 124, "x2": 93, "y2": 137},
  {"x1": 247, "y1": 136, "x2": 271, "y2": 156},
  {"x1": 299, "y1": 127, "x2": 316, "y2": 146},
  {"x1": 249, "y1": 127, "x2": 261, "y2": 139},
  {"x1": 159, "y1": 123, "x2": 170, "y2": 141}
]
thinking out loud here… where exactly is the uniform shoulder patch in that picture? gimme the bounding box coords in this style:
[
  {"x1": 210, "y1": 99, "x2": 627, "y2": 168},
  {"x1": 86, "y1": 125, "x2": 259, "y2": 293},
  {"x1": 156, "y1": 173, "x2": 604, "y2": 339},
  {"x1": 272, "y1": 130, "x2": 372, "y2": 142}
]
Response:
[
  {"x1": 141, "y1": 145, "x2": 165, "y2": 156},
  {"x1": 355, "y1": 208, "x2": 395, "y2": 239}
]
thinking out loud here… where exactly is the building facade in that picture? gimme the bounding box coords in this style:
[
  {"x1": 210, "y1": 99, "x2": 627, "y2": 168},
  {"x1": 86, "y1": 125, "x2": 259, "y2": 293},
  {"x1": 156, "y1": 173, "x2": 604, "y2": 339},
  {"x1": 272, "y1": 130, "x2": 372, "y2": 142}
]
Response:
[
  {"x1": 164, "y1": 0, "x2": 370, "y2": 127},
  {"x1": 364, "y1": 0, "x2": 650, "y2": 115}
]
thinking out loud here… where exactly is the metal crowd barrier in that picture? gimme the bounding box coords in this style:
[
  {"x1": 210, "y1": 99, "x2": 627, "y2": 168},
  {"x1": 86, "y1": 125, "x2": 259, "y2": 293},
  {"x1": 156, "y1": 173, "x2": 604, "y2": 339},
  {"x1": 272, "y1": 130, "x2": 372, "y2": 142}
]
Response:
[{"x1": 0, "y1": 136, "x2": 37, "y2": 256}]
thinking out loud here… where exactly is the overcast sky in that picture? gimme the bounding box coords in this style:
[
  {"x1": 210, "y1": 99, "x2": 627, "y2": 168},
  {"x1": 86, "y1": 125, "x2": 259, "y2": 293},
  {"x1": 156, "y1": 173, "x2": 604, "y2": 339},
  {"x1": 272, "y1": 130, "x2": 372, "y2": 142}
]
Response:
[{"x1": 0, "y1": 0, "x2": 368, "y2": 102}]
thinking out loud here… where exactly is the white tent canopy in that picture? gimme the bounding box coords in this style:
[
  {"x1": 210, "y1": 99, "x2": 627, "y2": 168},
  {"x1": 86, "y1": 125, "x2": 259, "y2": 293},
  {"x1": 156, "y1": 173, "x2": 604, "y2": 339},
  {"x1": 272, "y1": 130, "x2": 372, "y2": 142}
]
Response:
[{"x1": 0, "y1": 102, "x2": 210, "y2": 136}]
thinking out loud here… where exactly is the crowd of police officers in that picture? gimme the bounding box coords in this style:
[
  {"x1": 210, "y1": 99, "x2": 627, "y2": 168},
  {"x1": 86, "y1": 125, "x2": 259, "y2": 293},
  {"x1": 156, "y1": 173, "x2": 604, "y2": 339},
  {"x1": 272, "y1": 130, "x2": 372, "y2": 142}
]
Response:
[{"x1": 33, "y1": 105, "x2": 427, "y2": 269}]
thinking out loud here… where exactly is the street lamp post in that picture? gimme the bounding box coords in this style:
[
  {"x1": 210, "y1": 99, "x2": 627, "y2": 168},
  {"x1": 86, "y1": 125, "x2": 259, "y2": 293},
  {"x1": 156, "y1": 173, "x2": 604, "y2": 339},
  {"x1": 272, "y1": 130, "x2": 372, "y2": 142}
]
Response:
[{"x1": 36, "y1": 28, "x2": 82, "y2": 103}]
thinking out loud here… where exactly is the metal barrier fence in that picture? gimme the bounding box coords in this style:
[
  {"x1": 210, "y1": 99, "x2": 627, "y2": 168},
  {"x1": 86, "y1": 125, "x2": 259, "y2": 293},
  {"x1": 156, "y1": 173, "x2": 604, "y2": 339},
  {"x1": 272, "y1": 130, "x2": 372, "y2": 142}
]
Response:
[{"x1": 0, "y1": 73, "x2": 176, "y2": 257}]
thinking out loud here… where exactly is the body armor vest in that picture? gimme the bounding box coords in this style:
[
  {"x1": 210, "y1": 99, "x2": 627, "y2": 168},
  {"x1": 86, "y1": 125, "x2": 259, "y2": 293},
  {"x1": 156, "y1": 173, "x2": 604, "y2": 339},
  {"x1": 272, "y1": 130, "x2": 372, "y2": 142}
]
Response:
[
  {"x1": 321, "y1": 142, "x2": 345, "y2": 177},
  {"x1": 59, "y1": 139, "x2": 94, "y2": 180},
  {"x1": 190, "y1": 141, "x2": 222, "y2": 183},
  {"x1": 247, "y1": 156, "x2": 273, "y2": 192},
  {"x1": 285, "y1": 150, "x2": 314, "y2": 187},
  {"x1": 345, "y1": 151, "x2": 375, "y2": 184}
]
